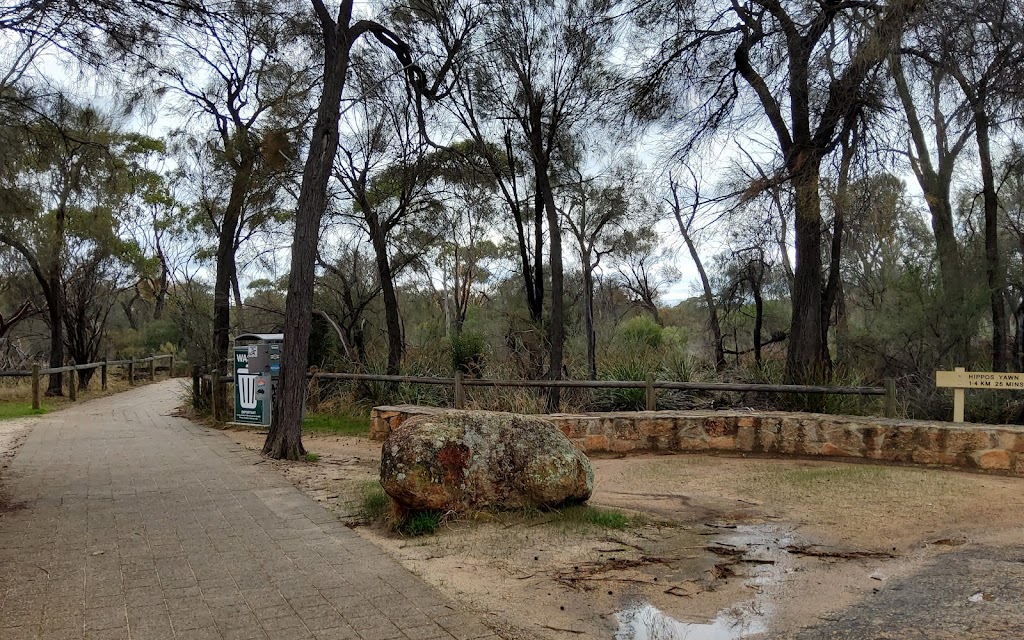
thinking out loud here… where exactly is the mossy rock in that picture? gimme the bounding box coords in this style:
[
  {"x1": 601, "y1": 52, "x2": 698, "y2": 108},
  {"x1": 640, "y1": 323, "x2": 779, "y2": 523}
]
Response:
[{"x1": 380, "y1": 410, "x2": 594, "y2": 512}]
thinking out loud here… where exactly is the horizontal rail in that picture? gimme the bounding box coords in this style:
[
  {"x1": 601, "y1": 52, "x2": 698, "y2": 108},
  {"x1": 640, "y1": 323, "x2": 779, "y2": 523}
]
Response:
[
  {"x1": 0, "y1": 354, "x2": 175, "y2": 377},
  {"x1": 307, "y1": 371, "x2": 884, "y2": 395}
]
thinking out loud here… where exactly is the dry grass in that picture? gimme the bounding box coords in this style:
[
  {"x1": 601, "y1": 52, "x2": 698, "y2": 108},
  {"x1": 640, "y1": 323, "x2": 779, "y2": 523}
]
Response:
[{"x1": 0, "y1": 371, "x2": 175, "y2": 413}]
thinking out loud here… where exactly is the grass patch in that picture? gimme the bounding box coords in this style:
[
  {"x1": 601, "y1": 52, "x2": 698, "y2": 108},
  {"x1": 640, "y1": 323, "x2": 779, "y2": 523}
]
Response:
[
  {"x1": 0, "y1": 402, "x2": 46, "y2": 420},
  {"x1": 302, "y1": 452, "x2": 320, "y2": 462},
  {"x1": 767, "y1": 465, "x2": 889, "y2": 487},
  {"x1": 302, "y1": 412, "x2": 370, "y2": 436},
  {"x1": 548, "y1": 504, "x2": 632, "y2": 530},
  {"x1": 399, "y1": 510, "x2": 444, "y2": 536},
  {"x1": 360, "y1": 481, "x2": 391, "y2": 522}
]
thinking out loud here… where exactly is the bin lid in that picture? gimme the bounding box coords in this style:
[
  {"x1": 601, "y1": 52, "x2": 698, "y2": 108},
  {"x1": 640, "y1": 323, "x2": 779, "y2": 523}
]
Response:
[{"x1": 234, "y1": 333, "x2": 284, "y2": 343}]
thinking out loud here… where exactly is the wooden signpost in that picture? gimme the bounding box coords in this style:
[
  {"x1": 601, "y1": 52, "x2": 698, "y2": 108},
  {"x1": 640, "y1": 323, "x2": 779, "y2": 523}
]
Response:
[{"x1": 935, "y1": 367, "x2": 1024, "y2": 423}]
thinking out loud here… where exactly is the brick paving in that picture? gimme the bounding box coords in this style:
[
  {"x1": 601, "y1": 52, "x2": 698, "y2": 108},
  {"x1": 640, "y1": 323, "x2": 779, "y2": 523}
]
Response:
[{"x1": 0, "y1": 382, "x2": 498, "y2": 640}]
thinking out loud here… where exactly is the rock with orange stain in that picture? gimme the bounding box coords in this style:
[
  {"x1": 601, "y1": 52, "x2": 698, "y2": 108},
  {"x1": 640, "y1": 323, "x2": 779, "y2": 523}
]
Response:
[{"x1": 380, "y1": 411, "x2": 593, "y2": 512}]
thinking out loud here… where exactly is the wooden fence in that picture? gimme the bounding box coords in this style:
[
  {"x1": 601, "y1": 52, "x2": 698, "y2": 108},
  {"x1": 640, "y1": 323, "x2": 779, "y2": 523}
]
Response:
[
  {"x1": 0, "y1": 354, "x2": 176, "y2": 409},
  {"x1": 195, "y1": 367, "x2": 896, "y2": 422}
]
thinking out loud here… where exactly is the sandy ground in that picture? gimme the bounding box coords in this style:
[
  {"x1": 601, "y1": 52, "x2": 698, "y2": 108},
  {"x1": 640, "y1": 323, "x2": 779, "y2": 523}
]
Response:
[
  {"x1": 0, "y1": 416, "x2": 37, "y2": 511},
  {"x1": 227, "y1": 429, "x2": 1024, "y2": 639}
]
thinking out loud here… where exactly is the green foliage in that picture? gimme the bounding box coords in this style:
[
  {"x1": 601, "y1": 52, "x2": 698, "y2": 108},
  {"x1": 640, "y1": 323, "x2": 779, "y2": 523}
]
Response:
[
  {"x1": 398, "y1": 510, "x2": 444, "y2": 536},
  {"x1": 616, "y1": 316, "x2": 664, "y2": 349},
  {"x1": 451, "y1": 330, "x2": 486, "y2": 376},
  {"x1": 0, "y1": 402, "x2": 47, "y2": 419},
  {"x1": 548, "y1": 505, "x2": 631, "y2": 530},
  {"x1": 302, "y1": 452, "x2": 320, "y2": 462},
  {"x1": 598, "y1": 360, "x2": 650, "y2": 410},
  {"x1": 302, "y1": 412, "x2": 370, "y2": 437},
  {"x1": 359, "y1": 482, "x2": 391, "y2": 523}
]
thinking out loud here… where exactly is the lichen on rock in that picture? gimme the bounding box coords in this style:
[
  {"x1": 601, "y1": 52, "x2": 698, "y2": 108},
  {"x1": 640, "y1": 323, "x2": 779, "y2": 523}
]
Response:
[{"x1": 380, "y1": 410, "x2": 594, "y2": 512}]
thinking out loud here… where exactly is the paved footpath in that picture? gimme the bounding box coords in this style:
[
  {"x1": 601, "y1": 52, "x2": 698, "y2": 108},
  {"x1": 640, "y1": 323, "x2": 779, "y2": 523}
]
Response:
[{"x1": 0, "y1": 381, "x2": 499, "y2": 640}]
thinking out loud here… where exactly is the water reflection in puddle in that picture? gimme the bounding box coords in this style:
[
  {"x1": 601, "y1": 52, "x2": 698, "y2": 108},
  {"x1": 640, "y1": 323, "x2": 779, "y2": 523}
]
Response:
[
  {"x1": 615, "y1": 603, "x2": 767, "y2": 640},
  {"x1": 616, "y1": 524, "x2": 787, "y2": 639}
]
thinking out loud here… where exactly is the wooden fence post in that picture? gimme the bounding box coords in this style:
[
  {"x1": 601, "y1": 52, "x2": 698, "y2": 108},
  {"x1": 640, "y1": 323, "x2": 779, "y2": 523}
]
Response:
[
  {"x1": 128, "y1": 359, "x2": 136, "y2": 386},
  {"x1": 646, "y1": 373, "x2": 656, "y2": 411},
  {"x1": 101, "y1": 358, "x2": 108, "y2": 391},
  {"x1": 210, "y1": 369, "x2": 220, "y2": 422},
  {"x1": 169, "y1": 355, "x2": 175, "y2": 379},
  {"x1": 308, "y1": 367, "x2": 320, "y2": 411},
  {"x1": 192, "y1": 365, "x2": 201, "y2": 408},
  {"x1": 883, "y1": 378, "x2": 896, "y2": 418},
  {"x1": 31, "y1": 364, "x2": 40, "y2": 410},
  {"x1": 68, "y1": 365, "x2": 77, "y2": 402},
  {"x1": 455, "y1": 371, "x2": 465, "y2": 409},
  {"x1": 149, "y1": 357, "x2": 156, "y2": 381}
]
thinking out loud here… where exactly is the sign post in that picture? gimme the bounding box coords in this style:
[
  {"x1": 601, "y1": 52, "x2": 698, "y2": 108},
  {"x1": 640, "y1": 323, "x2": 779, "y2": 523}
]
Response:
[{"x1": 935, "y1": 367, "x2": 1024, "y2": 423}]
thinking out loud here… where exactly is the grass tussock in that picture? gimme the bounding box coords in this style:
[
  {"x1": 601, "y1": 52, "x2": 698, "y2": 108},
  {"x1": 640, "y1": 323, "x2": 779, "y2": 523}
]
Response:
[{"x1": 546, "y1": 504, "x2": 634, "y2": 530}]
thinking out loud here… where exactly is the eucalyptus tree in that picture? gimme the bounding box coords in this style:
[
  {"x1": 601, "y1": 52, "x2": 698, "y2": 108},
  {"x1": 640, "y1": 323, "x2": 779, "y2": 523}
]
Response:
[
  {"x1": 445, "y1": 0, "x2": 615, "y2": 407},
  {"x1": 561, "y1": 156, "x2": 643, "y2": 379},
  {"x1": 0, "y1": 99, "x2": 158, "y2": 391},
  {"x1": 665, "y1": 170, "x2": 726, "y2": 371},
  {"x1": 333, "y1": 55, "x2": 448, "y2": 375},
  {"x1": 900, "y1": 0, "x2": 1024, "y2": 370},
  {"x1": 630, "y1": 0, "x2": 925, "y2": 383},
  {"x1": 138, "y1": 0, "x2": 317, "y2": 393},
  {"x1": 266, "y1": 0, "x2": 475, "y2": 459}
]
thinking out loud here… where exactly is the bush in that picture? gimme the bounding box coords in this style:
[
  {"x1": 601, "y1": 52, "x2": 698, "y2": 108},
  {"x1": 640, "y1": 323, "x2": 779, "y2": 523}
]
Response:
[
  {"x1": 451, "y1": 330, "x2": 486, "y2": 377},
  {"x1": 616, "y1": 316, "x2": 664, "y2": 349}
]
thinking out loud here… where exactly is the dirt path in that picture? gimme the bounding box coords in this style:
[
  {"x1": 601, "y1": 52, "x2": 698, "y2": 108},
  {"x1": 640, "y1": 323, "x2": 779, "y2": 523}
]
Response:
[{"x1": 227, "y1": 430, "x2": 1024, "y2": 639}]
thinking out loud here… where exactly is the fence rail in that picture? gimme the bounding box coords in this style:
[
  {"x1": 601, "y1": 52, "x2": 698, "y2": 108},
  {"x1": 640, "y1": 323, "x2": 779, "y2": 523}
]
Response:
[
  {"x1": 195, "y1": 366, "x2": 896, "y2": 422},
  {"x1": 0, "y1": 354, "x2": 176, "y2": 409}
]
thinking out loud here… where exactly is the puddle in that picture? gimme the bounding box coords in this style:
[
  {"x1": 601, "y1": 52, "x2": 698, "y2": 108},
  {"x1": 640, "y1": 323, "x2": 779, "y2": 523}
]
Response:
[
  {"x1": 616, "y1": 602, "x2": 767, "y2": 639},
  {"x1": 616, "y1": 524, "x2": 792, "y2": 639}
]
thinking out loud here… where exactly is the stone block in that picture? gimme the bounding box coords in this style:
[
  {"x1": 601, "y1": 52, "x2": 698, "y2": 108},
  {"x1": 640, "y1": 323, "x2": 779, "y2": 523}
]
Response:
[
  {"x1": 613, "y1": 417, "x2": 641, "y2": 440},
  {"x1": 736, "y1": 426, "x2": 756, "y2": 451},
  {"x1": 704, "y1": 417, "x2": 737, "y2": 438},
  {"x1": 820, "y1": 443, "x2": 851, "y2": 457},
  {"x1": 556, "y1": 419, "x2": 586, "y2": 438},
  {"x1": 638, "y1": 419, "x2": 675, "y2": 437},
  {"x1": 997, "y1": 430, "x2": 1024, "y2": 453},
  {"x1": 675, "y1": 436, "x2": 708, "y2": 451},
  {"x1": 586, "y1": 419, "x2": 607, "y2": 436},
  {"x1": 583, "y1": 435, "x2": 609, "y2": 452},
  {"x1": 707, "y1": 436, "x2": 736, "y2": 450},
  {"x1": 945, "y1": 429, "x2": 996, "y2": 455},
  {"x1": 608, "y1": 438, "x2": 638, "y2": 453},
  {"x1": 970, "y1": 448, "x2": 1012, "y2": 470}
]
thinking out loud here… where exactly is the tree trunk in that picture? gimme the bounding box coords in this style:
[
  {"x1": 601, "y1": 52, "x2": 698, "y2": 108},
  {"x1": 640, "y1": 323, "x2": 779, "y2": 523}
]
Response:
[
  {"x1": 542, "y1": 180, "x2": 564, "y2": 412},
  {"x1": 821, "y1": 138, "x2": 854, "y2": 371},
  {"x1": 785, "y1": 167, "x2": 826, "y2": 384},
  {"x1": 45, "y1": 283, "x2": 64, "y2": 396},
  {"x1": 975, "y1": 108, "x2": 1008, "y2": 371},
  {"x1": 213, "y1": 164, "x2": 251, "y2": 410},
  {"x1": 1015, "y1": 297, "x2": 1024, "y2": 372},
  {"x1": 753, "y1": 279, "x2": 764, "y2": 367},
  {"x1": 582, "y1": 251, "x2": 597, "y2": 380},
  {"x1": 369, "y1": 219, "x2": 403, "y2": 375},
  {"x1": 677, "y1": 216, "x2": 725, "y2": 371},
  {"x1": 264, "y1": 39, "x2": 351, "y2": 460}
]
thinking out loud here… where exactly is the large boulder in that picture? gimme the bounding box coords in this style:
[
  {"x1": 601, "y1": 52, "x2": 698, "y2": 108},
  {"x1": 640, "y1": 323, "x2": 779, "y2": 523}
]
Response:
[{"x1": 380, "y1": 410, "x2": 594, "y2": 512}]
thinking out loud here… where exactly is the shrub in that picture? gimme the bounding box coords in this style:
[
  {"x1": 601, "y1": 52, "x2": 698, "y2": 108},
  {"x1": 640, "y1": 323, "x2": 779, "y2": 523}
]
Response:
[
  {"x1": 616, "y1": 316, "x2": 664, "y2": 349},
  {"x1": 451, "y1": 330, "x2": 486, "y2": 377}
]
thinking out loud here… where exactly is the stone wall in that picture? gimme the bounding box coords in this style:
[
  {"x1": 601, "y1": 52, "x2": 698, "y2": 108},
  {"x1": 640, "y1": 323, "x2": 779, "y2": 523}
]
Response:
[{"x1": 370, "y1": 405, "x2": 1024, "y2": 475}]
